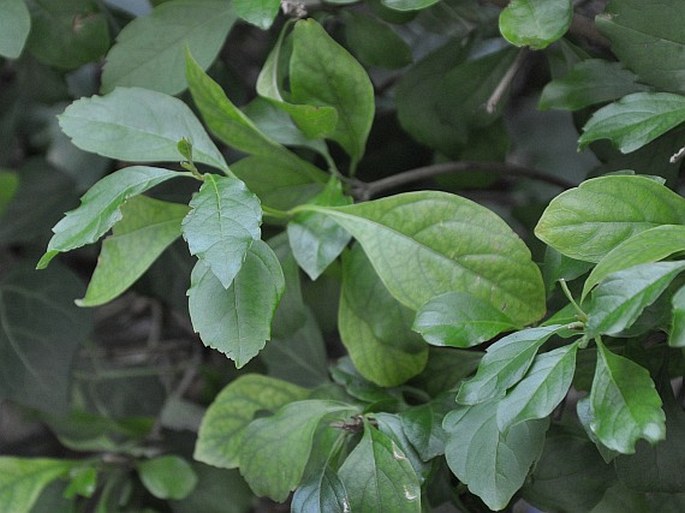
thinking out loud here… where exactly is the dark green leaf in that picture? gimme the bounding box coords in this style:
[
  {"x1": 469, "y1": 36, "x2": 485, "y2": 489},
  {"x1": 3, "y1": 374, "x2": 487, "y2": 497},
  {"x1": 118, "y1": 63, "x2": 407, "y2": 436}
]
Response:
[
  {"x1": 0, "y1": 171, "x2": 18, "y2": 216},
  {"x1": 0, "y1": 0, "x2": 30, "y2": 58},
  {"x1": 234, "y1": 0, "x2": 279, "y2": 29},
  {"x1": 413, "y1": 291, "x2": 518, "y2": 348},
  {"x1": 194, "y1": 374, "x2": 307, "y2": 468},
  {"x1": 187, "y1": 240, "x2": 285, "y2": 367},
  {"x1": 409, "y1": 347, "x2": 483, "y2": 398},
  {"x1": 0, "y1": 457, "x2": 75, "y2": 513},
  {"x1": 344, "y1": 11, "x2": 412, "y2": 69},
  {"x1": 78, "y1": 196, "x2": 188, "y2": 306},
  {"x1": 400, "y1": 402, "x2": 449, "y2": 461},
  {"x1": 456, "y1": 325, "x2": 567, "y2": 405},
  {"x1": 670, "y1": 285, "x2": 685, "y2": 347},
  {"x1": 58, "y1": 88, "x2": 228, "y2": 171},
  {"x1": 535, "y1": 175, "x2": 685, "y2": 262},
  {"x1": 338, "y1": 245, "x2": 428, "y2": 387},
  {"x1": 499, "y1": 0, "x2": 572, "y2": 49},
  {"x1": 589, "y1": 341, "x2": 665, "y2": 454},
  {"x1": 171, "y1": 464, "x2": 252, "y2": 513},
  {"x1": 579, "y1": 92, "x2": 685, "y2": 153},
  {"x1": 291, "y1": 466, "x2": 349, "y2": 513},
  {"x1": 585, "y1": 261, "x2": 685, "y2": 337},
  {"x1": 381, "y1": 0, "x2": 440, "y2": 10},
  {"x1": 38, "y1": 166, "x2": 185, "y2": 269},
  {"x1": 137, "y1": 456, "x2": 197, "y2": 500},
  {"x1": 101, "y1": 0, "x2": 235, "y2": 95},
  {"x1": 338, "y1": 422, "x2": 421, "y2": 513},
  {"x1": 374, "y1": 412, "x2": 428, "y2": 479}
]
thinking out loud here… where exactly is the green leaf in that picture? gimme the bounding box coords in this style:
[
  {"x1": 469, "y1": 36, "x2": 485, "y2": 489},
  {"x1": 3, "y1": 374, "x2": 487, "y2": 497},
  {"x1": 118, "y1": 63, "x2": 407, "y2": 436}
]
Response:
[
  {"x1": 0, "y1": 457, "x2": 75, "y2": 513},
  {"x1": 194, "y1": 374, "x2": 307, "y2": 468},
  {"x1": 291, "y1": 465, "x2": 349, "y2": 513},
  {"x1": 78, "y1": 196, "x2": 188, "y2": 306},
  {"x1": 239, "y1": 400, "x2": 355, "y2": 501},
  {"x1": 64, "y1": 465, "x2": 97, "y2": 499},
  {"x1": 137, "y1": 456, "x2": 198, "y2": 500},
  {"x1": 0, "y1": 170, "x2": 19, "y2": 218},
  {"x1": 670, "y1": 285, "x2": 685, "y2": 347},
  {"x1": 499, "y1": 0, "x2": 572, "y2": 49},
  {"x1": 400, "y1": 401, "x2": 449, "y2": 461},
  {"x1": 596, "y1": 0, "x2": 685, "y2": 94},
  {"x1": 338, "y1": 422, "x2": 421, "y2": 513},
  {"x1": 38, "y1": 166, "x2": 185, "y2": 269},
  {"x1": 589, "y1": 341, "x2": 665, "y2": 454},
  {"x1": 287, "y1": 179, "x2": 352, "y2": 280},
  {"x1": 585, "y1": 261, "x2": 685, "y2": 337},
  {"x1": 583, "y1": 225, "x2": 685, "y2": 300},
  {"x1": 578, "y1": 92, "x2": 685, "y2": 153},
  {"x1": 182, "y1": 174, "x2": 262, "y2": 288},
  {"x1": 58, "y1": 87, "x2": 227, "y2": 172},
  {"x1": 411, "y1": 348, "x2": 483, "y2": 398},
  {"x1": 443, "y1": 400, "x2": 548, "y2": 511},
  {"x1": 381, "y1": 0, "x2": 441, "y2": 10},
  {"x1": 539, "y1": 59, "x2": 650, "y2": 111},
  {"x1": 338, "y1": 245, "x2": 428, "y2": 387},
  {"x1": 171, "y1": 464, "x2": 253, "y2": 513},
  {"x1": 343, "y1": 11, "x2": 412, "y2": 69},
  {"x1": 234, "y1": 0, "x2": 279, "y2": 29},
  {"x1": 290, "y1": 19, "x2": 375, "y2": 164},
  {"x1": 187, "y1": 240, "x2": 285, "y2": 367},
  {"x1": 535, "y1": 175, "x2": 685, "y2": 262},
  {"x1": 0, "y1": 0, "x2": 30, "y2": 58},
  {"x1": 413, "y1": 291, "x2": 518, "y2": 348},
  {"x1": 307, "y1": 191, "x2": 545, "y2": 325},
  {"x1": 496, "y1": 344, "x2": 578, "y2": 430},
  {"x1": 101, "y1": 0, "x2": 236, "y2": 95},
  {"x1": 456, "y1": 325, "x2": 567, "y2": 405},
  {"x1": 26, "y1": 0, "x2": 109, "y2": 69}
]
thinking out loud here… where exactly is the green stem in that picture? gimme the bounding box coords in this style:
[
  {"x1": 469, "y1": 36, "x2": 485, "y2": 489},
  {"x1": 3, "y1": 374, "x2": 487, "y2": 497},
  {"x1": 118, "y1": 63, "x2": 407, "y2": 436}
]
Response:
[
  {"x1": 262, "y1": 205, "x2": 291, "y2": 220},
  {"x1": 559, "y1": 278, "x2": 588, "y2": 323}
]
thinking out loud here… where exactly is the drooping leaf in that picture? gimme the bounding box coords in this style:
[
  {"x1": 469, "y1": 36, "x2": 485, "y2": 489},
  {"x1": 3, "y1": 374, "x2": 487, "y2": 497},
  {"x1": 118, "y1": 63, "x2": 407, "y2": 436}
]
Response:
[
  {"x1": 583, "y1": 225, "x2": 685, "y2": 300},
  {"x1": 0, "y1": 0, "x2": 30, "y2": 58},
  {"x1": 290, "y1": 19, "x2": 375, "y2": 164},
  {"x1": 343, "y1": 11, "x2": 412, "y2": 69},
  {"x1": 234, "y1": 0, "x2": 279, "y2": 29},
  {"x1": 535, "y1": 175, "x2": 685, "y2": 262},
  {"x1": 58, "y1": 88, "x2": 228, "y2": 172},
  {"x1": 578, "y1": 92, "x2": 685, "y2": 153},
  {"x1": 381, "y1": 0, "x2": 441, "y2": 10},
  {"x1": 182, "y1": 174, "x2": 262, "y2": 288},
  {"x1": 101, "y1": 0, "x2": 236, "y2": 95},
  {"x1": 413, "y1": 291, "x2": 518, "y2": 348},
  {"x1": 338, "y1": 245, "x2": 428, "y2": 387},
  {"x1": 0, "y1": 457, "x2": 75, "y2": 513},
  {"x1": 456, "y1": 325, "x2": 567, "y2": 405},
  {"x1": 137, "y1": 456, "x2": 198, "y2": 500},
  {"x1": 499, "y1": 0, "x2": 572, "y2": 50},
  {"x1": 443, "y1": 400, "x2": 549, "y2": 511},
  {"x1": 338, "y1": 422, "x2": 421, "y2": 513},
  {"x1": 589, "y1": 340, "x2": 665, "y2": 454},
  {"x1": 496, "y1": 344, "x2": 578, "y2": 430},
  {"x1": 78, "y1": 196, "x2": 188, "y2": 307},
  {"x1": 585, "y1": 261, "x2": 685, "y2": 337},
  {"x1": 187, "y1": 240, "x2": 285, "y2": 367},
  {"x1": 305, "y1": 191, "x2": 545, "y2": 325},
  {"x1": 38, "y1": 166, "x2": 186, "y2": 269},
  {"x1": 539, "y1": 59, "x2": 651, "y2": 111},
  {"x1": 670, "y1": 285, "x2": 685, "y2": 347},
  {"x1": 239, "y1": 400, "x2": 355, "y2": 501},
  {"x1": 194, "y1": 374, "x2": 307, "y2": 468},
  {"x1": 596, "y1": 0, "x2": 685, "y2": 94}
]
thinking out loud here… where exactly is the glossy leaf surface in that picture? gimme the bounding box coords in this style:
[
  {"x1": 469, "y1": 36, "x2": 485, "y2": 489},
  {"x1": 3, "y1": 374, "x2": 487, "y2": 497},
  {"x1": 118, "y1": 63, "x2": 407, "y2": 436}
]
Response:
[{"x1": 499, "y1": 0, "x2": 572, "y2": 50}]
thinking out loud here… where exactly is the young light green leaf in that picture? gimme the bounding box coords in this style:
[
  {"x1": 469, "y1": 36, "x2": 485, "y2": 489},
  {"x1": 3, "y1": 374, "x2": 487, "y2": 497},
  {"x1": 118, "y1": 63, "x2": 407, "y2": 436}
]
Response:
[
  {"x1": 0, "y1": 0, "x2": 30, "y2": 58},
  {"x1": 239, "y1": 400, "x2": 355, "y2": 501},
  {"x1": 234, "y1": 0, "x2": 279, "y2": 29},
  {"x1": 338, "y1": 245, "x2": 428, "y2": 387},
  {"x1": 338, "y1": 422, "x2": 421, "y2": 513},
  {"x1": 578, "y1": 92, "x2": 685, "y2": 153},
  {"x1": 585, "y1": 261, "x2": 685, "y2": 337},
  {"x1": 101, "y1": 0, "x2": 236, "y2": 95},
  {"x1": 194, "y1": 374, "x2": 307, "y2": 469},
  {"x1": 0, "y1": 457, "x2": 75, "y2": 513},
  {"x1": 456, "y1": 325, "x2": 567, "y2": 405},
  {"x1": 287, "y1": 179, "x2": 352, "y2": 281},
  {"x1": 182, "y1": 174, "x2": 262, "y2": 288},
  {"x1": 187, "y1": 240, "x2": 285, "y2": 367},
  {"x1": 38, "y1": 166, "x2": 186, "y2": 269},
  {"x1": 381, "y1": 0, "x2": 441, "y2": 10},
  {"x1": 306, "y1": 191, "x2": 545, "y2": 325},
  {"x1": 497, "y1": 344, "x2": 578, "y2": 430},
  {"x1": 413, "y1": 291, "x2": 518, "y2": 348},
  {"x1": 137, "y1": 456, "x2": 197, "y2": 500},
  {"x1": 64, "y1": 465, "x2": 97, "y2": 499},
  {"x1": 535, "y1": 175, "x2": 685, "y2": 262},
  {"x1": 343, "y1": 11, "x2": 412, "y2": 69},
  {"x1": 539, "y1": 59, "x2": 651, "y2": 111},
  {"x1": 443, "y1": 400, "x2": 549, "y2": 511},
  {"x1": 58, "y1": 87, "x2": 228, "y2": 172},
  {"x1": 291, "y1": 19, "x2": 375, "y2": 165},
  {"x1": 78, "y1": 196, "x2": 188, "y2": 307},
  {"x1": 670, "y1": 285, "x2": 685, "y2": 347},
  {"x1": 589, "y1": 341, "x2": 665, "y2": 454},
  {"x1": 499, "y1": 0, "x2": 572, "y2": 49},
  {"x1": 583, "y1": 225, "x2": 685, "y2": 300}
]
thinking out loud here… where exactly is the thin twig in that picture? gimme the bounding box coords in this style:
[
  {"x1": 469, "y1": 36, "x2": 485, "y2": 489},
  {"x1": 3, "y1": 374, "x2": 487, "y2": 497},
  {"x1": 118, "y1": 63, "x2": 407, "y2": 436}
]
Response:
[
  {"x1": 486, "y1": 47, "x2": 529, "y2": 114},
  {"x1": 352, "y1": 161, "x2": 575, "y2": 200}
]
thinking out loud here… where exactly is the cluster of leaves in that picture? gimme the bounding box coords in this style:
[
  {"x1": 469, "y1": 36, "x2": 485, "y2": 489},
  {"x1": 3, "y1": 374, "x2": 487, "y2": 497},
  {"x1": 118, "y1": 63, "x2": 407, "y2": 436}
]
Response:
[{"x1": 3, "y1": 0, "x2": 685, "y2": 512}]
